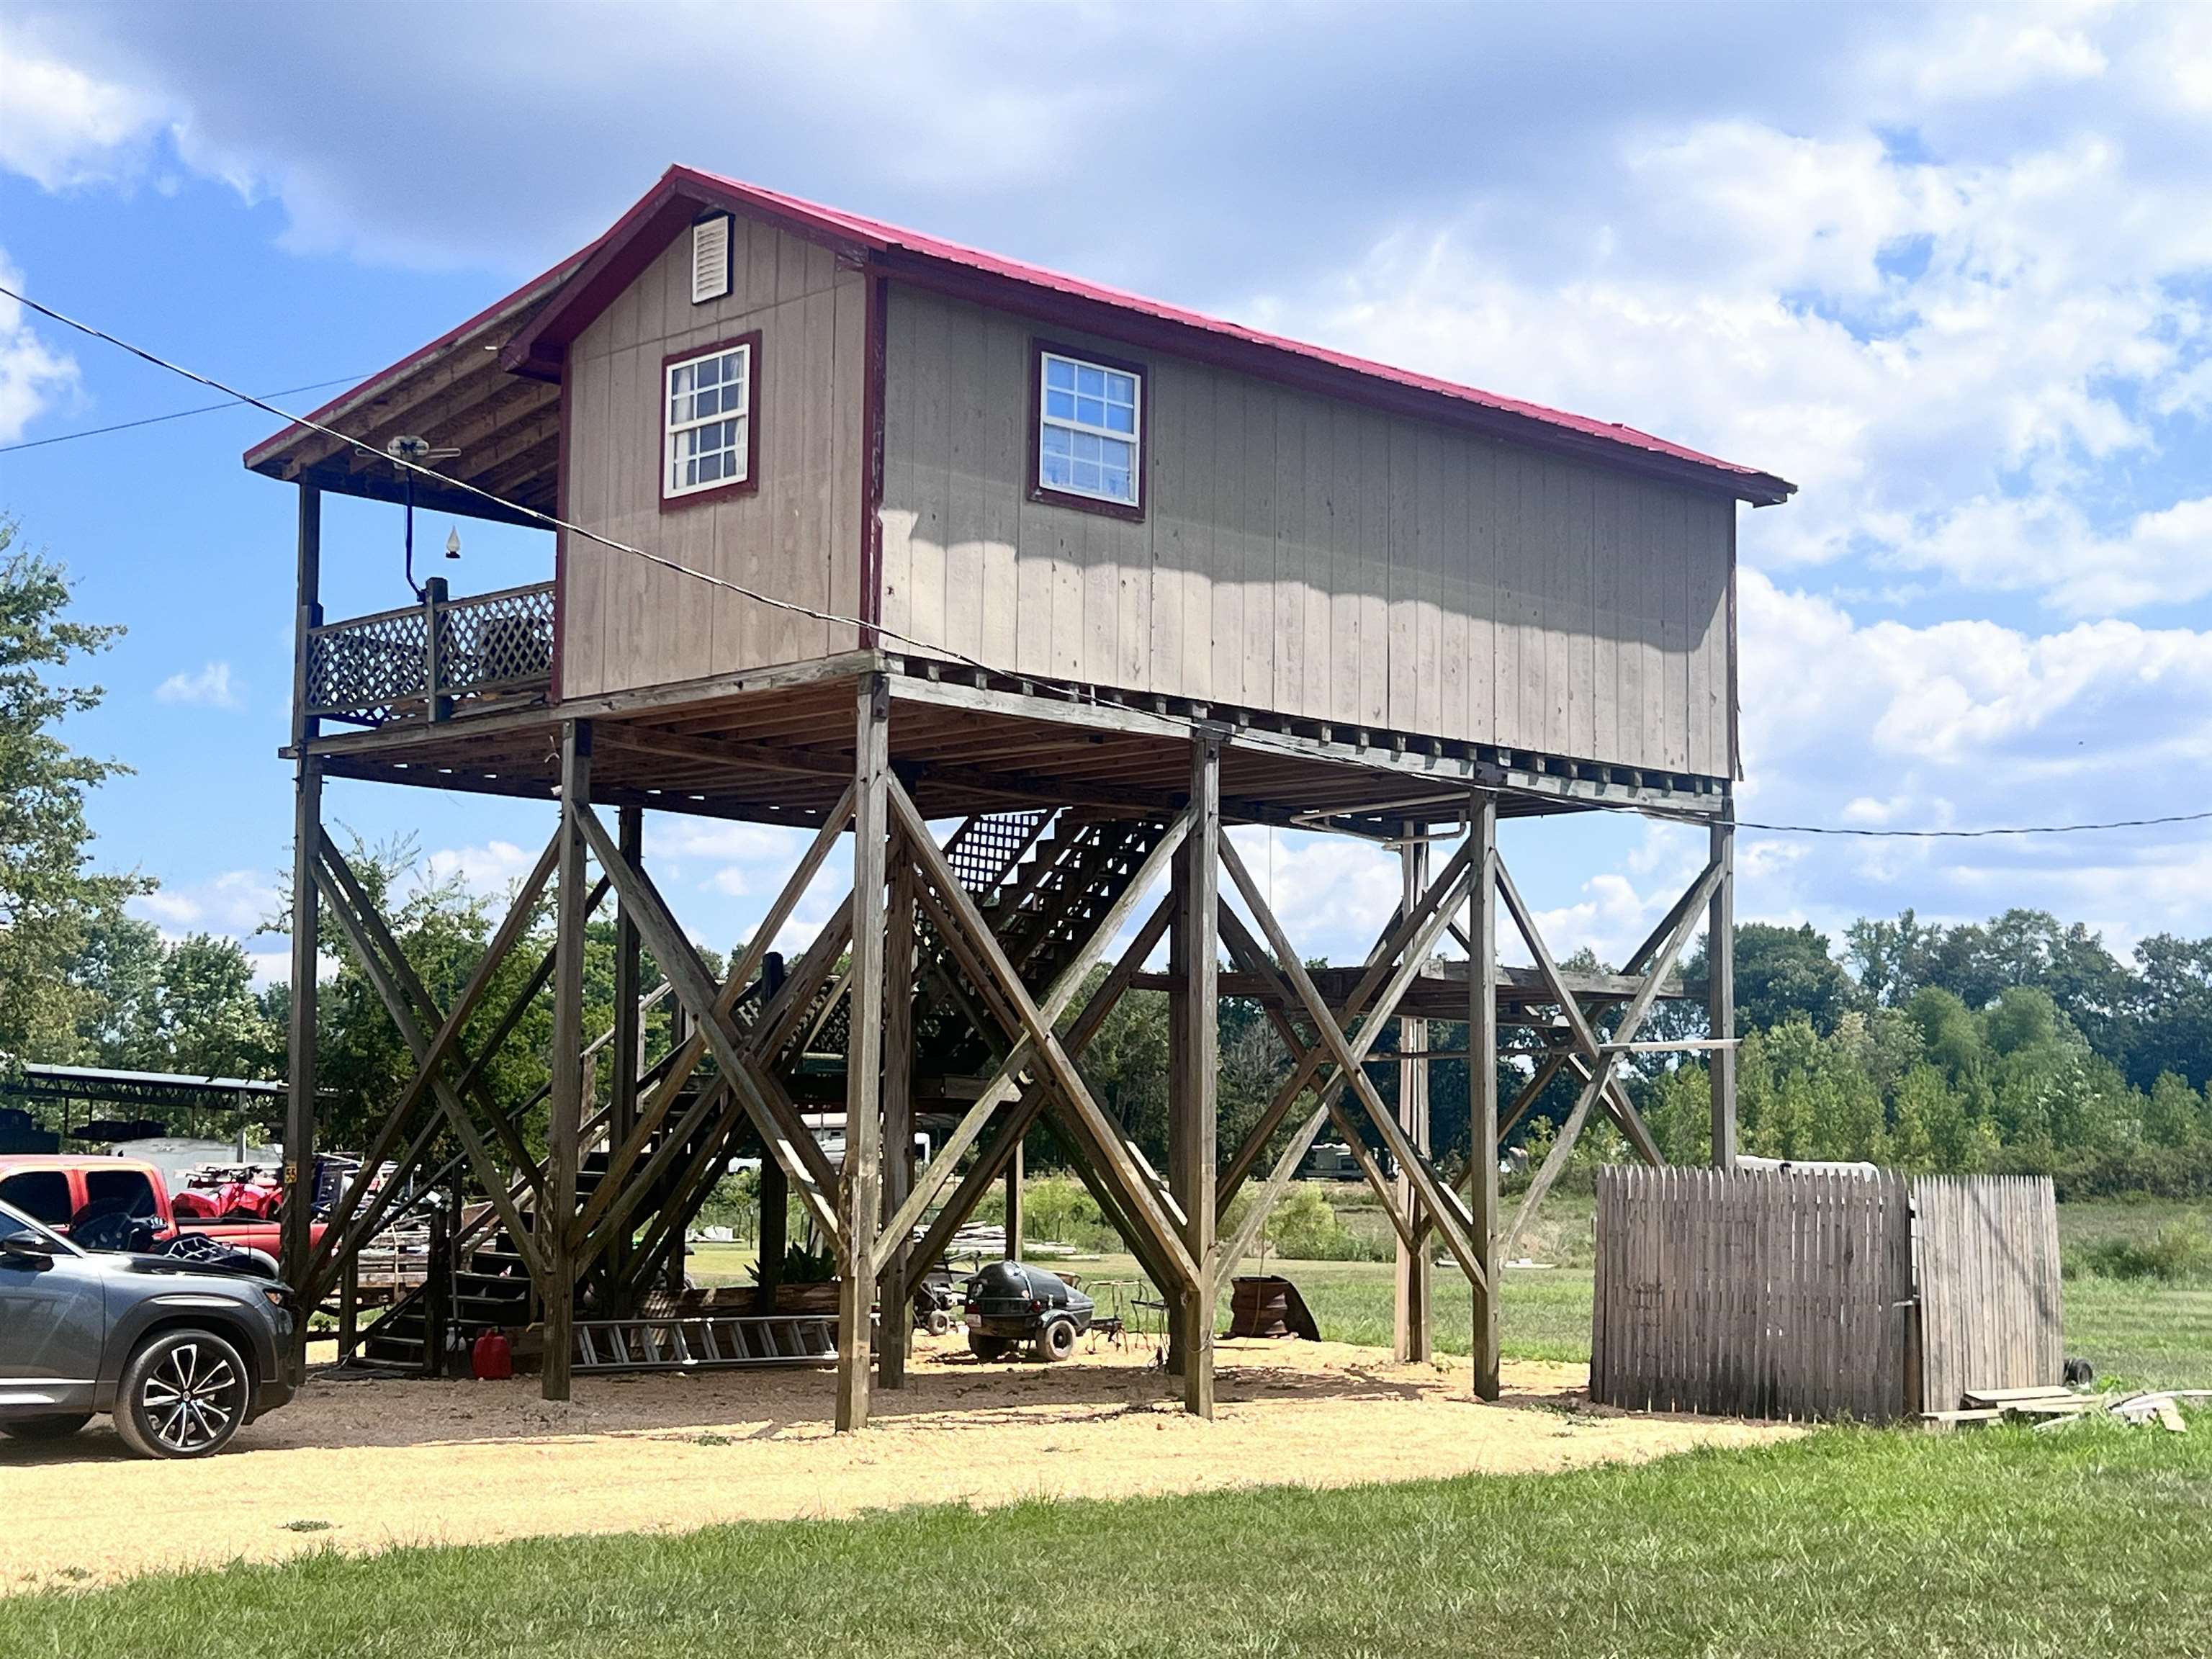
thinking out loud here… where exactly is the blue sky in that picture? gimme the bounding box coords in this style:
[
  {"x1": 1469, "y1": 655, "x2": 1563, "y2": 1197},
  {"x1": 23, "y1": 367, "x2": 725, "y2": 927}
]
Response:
[{"x1": 3, "y1": 1, "x2": 2211, "y2": 986}]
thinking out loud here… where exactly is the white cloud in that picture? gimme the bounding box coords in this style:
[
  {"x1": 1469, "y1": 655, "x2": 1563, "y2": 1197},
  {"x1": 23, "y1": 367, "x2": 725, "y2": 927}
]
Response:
[
  {"x1": 419, "y1": 839, "x2": 541, "y2": 897},
  {"x1": 130, "y1": 868, "x2": 279, "y2": 934},
  {"x1": 153, "y1": 660, "x2": 240, "y2": 709},
  {"x1": 0, "y1": 253, "x2": 78, "y2": 445},
  {"x1": 0, "y1": 30, "x2": 166, "y2": 189},
  {"x1": 1264, "y1": 109, "x2": 2212, "y2": 618}
]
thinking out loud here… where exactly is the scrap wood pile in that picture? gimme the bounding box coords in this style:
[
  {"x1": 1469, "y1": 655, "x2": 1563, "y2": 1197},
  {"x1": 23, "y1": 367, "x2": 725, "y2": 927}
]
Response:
[{"x1": 1930, "y1": 1385, "x2": 2211, "y2": 1433}]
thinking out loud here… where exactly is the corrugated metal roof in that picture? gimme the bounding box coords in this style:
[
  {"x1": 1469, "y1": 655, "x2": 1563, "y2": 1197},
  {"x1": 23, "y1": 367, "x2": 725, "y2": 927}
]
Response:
[{"x1": 248, "y1": 165, "x2": 1795, "y2": 507}]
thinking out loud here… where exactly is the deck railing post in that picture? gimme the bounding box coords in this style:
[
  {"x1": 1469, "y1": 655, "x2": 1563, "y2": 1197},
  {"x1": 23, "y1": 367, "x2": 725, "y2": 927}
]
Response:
[{"x1": 423, "y1": 576, "x2": 451, "y2": 723}]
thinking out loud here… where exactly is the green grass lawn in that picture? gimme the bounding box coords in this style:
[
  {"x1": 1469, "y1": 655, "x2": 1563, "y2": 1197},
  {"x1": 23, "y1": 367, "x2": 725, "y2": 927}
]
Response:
[{"x1": 9, "y1": 1421, "x2": 2208, "y2": 1657}]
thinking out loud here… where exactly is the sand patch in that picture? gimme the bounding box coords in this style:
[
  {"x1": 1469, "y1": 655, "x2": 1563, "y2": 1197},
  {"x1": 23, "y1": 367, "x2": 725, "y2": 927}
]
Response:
[{"x1": 4, "y1": 1335, "x2": 1792, "y2": 1593}]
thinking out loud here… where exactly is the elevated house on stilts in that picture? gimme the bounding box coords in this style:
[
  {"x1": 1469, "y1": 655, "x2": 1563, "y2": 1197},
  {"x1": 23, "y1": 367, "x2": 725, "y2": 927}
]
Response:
[{"x1": 251, "y1": 166, "x2": 1793, "y2": 1427}]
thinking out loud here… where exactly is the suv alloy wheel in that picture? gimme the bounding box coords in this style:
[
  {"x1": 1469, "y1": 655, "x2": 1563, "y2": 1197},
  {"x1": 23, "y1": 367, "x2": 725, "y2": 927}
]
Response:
[{"x1": 114, "y1": 1328, "x2": 250, "y2": 1459}]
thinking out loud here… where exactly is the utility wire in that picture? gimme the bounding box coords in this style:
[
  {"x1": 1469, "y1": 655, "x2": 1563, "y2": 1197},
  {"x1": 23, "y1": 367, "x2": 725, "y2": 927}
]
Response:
[
  {"x1": 0, "y1": 375, "x2": 369, "y2": 455},
  {"x1": 4, "y1": 280, "x2": 2199, "y2": 847}
]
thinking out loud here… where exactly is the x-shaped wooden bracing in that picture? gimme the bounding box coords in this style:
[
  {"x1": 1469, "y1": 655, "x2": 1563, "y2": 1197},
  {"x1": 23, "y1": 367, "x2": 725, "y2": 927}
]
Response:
[
  {"x1": 1490, "y1": 852, "x2": 1723, "y2": 1261},
  {"x1": 1208, "y1": 837, "x2": 1491, "y2": 1297}
]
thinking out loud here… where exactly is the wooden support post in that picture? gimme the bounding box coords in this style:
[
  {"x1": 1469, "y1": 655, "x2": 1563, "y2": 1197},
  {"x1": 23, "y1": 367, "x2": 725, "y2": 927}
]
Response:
[
  {"x1": 1709, "y1": 804, "x2": 1737, "y2": 1170},
  {"x1": 878, "y1": 851, "x2": 917, "y2": 1389},
  {"x1": 1394, "y1": 836, "x2": 1432, "y2": 1364},
  {"x1": 837, "y1": 676, "x2": 891, "y2": 1432},
  {"x1": 608, "y1": 804, "x2": 644, "y2": 1313},
  {"x1": 1004, "y1": 1141, "x2": 1024, "y2": 1262},
  {"x1": 282, "y1": 758, "x2": 320, "y2": 1317},
  {"x1": 1469, "y1": 796, "x2": 1501, "y2": 1401},
  {"x1": 756, "y1": 1156, "x2": 788, "y2": 1313},
  {"x1": 544, "y1": 719, "x2": 591, "y2": 1403},
  {"x1": 1170, "y1": 735, "x2": 1220, "y2": 1418},
  {"x1": 281, "y1": 482, "x2": 320, "y2": 1345}
]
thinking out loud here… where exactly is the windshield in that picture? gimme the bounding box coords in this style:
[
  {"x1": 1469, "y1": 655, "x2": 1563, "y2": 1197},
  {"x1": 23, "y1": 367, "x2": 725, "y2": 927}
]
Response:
[{"x1": 0, "y1": 1195, "x2": 81, "y2": 1257}]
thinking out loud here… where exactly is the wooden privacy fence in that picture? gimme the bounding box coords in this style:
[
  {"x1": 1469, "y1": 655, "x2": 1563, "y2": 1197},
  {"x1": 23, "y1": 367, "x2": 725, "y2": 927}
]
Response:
[{"x1": 1590, "y1": 1167, "x2": 2060, "y2": 1423}]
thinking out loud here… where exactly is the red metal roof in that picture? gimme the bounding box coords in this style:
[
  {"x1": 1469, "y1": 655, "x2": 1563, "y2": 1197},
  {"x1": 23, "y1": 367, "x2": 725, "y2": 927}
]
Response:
[{"x1": 253, "y1": 165, "x2": 1794, "y2": 505}]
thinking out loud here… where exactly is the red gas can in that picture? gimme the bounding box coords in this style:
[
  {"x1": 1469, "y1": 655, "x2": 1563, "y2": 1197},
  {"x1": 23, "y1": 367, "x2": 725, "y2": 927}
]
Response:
[{"x1": 471, "y1": 1330, "x2": 513, "y2": 1380}]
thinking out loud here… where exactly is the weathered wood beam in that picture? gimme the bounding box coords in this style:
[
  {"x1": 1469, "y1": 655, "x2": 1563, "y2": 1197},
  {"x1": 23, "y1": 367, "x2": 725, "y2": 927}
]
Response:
[
  {"x1": 877, "y1": 845, "x2": 917, "y2": 1390},
  {"x1": 902, "y1": 901, "x2": 1172, "y2": 1277},
  {"x1": 870, "y1": 819, "x2": 1189, "y2": 1277},
  {"x1": 313, "y1": 850, "x2": 547, "y2": 1281},
  {"x1": 302, "y1": 832, "x2": 561, "y2": 1300},
  {"x1": 1497, "y1": 858, "x2": 1722, "y2": 1262},
  {"x1": 1218, "y1": 835, "x2": 1488, "y2": 1295},
  {"x1": 1169, "y1": 734, "x2": 1220, "y2": 1417},
  {"x1": 888, "y1": 776, "x2": 1200, "y2": 1292},
  {"x1": 574, "y1": 805, "x2": 843, "y2": 1244},
  {"x1": 1468, "y1": 796, "x2": 1501, "y2": 1400},
  {"x1": 1216, "y1": 835, "x2": 1480, "y2": 1204},
  {"x1": 837, "y1": 674, "x2": 891, "y2": 1432},
  {"x1": 542, "y1": 719, "x2": 591, "y2": 1402}
]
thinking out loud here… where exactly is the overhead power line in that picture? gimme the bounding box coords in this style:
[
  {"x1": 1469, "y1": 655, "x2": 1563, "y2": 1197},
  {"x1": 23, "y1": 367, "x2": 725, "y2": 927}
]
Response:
[
  {"x1": 1, "y1": 279, "x2": 2197, "y2": 846},
  {"x1": 0, "y1": 375, "x2": 369, "y2": 455}
]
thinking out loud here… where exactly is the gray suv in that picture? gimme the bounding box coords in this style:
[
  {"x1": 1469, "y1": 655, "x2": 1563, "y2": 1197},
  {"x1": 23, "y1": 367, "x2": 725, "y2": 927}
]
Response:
[{"x1": 0, "y1": 1197, "x2": 298, "y2": 1457}]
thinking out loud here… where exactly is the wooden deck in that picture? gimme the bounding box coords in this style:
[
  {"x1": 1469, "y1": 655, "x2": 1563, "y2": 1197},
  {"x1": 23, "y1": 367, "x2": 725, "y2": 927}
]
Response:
[{"x1": 296, "y1": 649, "x2": 1727, "y2": 835}]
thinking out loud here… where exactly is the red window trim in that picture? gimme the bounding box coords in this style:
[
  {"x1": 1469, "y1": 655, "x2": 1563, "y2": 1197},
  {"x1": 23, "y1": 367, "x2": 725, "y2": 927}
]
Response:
[
  {"x1": 1027, "y1": 336, "x2": 1147, "y2": 524},
  {"x1": 659, "y1": 331, "x2": 763, "y2": 515}
]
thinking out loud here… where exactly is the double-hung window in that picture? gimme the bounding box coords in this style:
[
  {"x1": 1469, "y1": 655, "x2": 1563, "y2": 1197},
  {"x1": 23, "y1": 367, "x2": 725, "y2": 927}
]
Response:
[
  {"x1": 1034, "y1": 345, "x2": 1144, "y2": 517},
  {"x1": 662, "y1": 335, "x2": 758, "y2": 505}
]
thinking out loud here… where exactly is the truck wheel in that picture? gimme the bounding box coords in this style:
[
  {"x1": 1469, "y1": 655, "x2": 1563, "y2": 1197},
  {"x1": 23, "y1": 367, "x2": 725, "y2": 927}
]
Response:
[
  {"x1": 1, "y1": 1413, "x2": 91, "y2": 1441},
  {"x1": 967, "y1": 1331, "x2": 1011, "y2": 1361},
  {"x1": 1038, "y1": 1318, "x2": 1078, "y2": 1362},
  {"x1": 114, "y1": 1329, "x2": 248, "y2": 1460}
]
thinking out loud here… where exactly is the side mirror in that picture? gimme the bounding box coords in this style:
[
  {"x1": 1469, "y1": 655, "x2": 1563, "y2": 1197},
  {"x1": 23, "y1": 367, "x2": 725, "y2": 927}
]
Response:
[{"x1": 1, "y1": 1229, "x2": 54, "y2": 1264}]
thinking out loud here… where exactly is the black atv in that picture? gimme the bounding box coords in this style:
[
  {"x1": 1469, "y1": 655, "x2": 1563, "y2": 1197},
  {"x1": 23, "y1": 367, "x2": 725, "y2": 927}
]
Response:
[{"x1": 962, "y1": 1259, "x2": 1094, "y2": 1362}]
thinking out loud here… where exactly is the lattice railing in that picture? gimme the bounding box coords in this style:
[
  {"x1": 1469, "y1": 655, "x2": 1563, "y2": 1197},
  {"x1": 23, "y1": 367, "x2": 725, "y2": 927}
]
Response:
[{"x1": 306, "y1": 580, "x2": 554, "y2": 726}]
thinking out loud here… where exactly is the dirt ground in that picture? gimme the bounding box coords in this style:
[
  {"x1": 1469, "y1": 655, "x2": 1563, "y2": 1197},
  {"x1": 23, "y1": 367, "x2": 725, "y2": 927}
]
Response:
[{"x1": 3, "y1": 1334, "x2": 1792, "y2": 1595}]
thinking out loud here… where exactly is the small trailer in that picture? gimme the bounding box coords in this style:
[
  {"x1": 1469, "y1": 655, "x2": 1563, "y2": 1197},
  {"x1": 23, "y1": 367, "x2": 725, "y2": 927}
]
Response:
[{"x1": 963, "y1": 1261, "x2": 1094, "y2": 1362}]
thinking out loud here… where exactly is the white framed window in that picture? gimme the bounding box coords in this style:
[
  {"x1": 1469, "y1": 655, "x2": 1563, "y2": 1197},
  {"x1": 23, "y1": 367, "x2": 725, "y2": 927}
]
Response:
[
  {"x1": 662, "y1": 337, "x2": 755, "y2": 503},
  {"x1": 1035, "y1": 346, "x2": 1143, "y2": 513}
]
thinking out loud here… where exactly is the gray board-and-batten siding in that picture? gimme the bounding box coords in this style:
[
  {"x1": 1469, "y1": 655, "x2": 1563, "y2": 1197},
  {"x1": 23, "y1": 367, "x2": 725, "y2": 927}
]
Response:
[
  {"x1": 879, "y1": 288, "x2": 1734, "y2": 778},
  {"x1": 561, "y1": 246, "x2": 1737, "y2": 779}
]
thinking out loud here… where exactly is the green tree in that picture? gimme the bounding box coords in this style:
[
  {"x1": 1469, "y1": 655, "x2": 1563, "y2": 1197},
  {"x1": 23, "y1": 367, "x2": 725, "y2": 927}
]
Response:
[{"x1": 0, "y1": 526, "x2": 143, "y2": 1066}]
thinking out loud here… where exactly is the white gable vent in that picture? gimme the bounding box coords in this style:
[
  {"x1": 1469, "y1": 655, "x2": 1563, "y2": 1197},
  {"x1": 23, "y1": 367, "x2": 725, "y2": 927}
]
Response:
[{"x1": 691, "y1": 215, "x2": 732, "y2": 305}]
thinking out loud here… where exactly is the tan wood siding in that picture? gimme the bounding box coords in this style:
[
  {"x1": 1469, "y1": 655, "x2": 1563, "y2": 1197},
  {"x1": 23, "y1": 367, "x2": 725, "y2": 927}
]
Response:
[
  {"x1": 880, "y1": 286, "x2": 1737, "y2": 775},
  {"x1": 558, "y1": 216, "x2": 866, "y2": 700}
]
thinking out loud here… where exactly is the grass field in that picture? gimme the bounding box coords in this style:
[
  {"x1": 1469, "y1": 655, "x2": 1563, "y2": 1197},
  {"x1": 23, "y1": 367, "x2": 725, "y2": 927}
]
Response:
[{"x1": 7, "y1": 1421, "x2": 2206, "y2": 1657}]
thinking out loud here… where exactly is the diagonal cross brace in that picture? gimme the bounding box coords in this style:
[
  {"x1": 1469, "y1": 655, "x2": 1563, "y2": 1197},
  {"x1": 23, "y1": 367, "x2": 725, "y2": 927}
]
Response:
[
  {"x1": 1497, "y1": 855, "x2": 1722, "y2": 1262},
  {"x1": 314, "y1": 848, "x2": 551, "y2": 1281},
  {"x1": 575, "y1": 804, "x2": 844, "y2": 1249},
  {"x1": 902, "y1": 899, "x2": 1175, "y2": 1282},
  {"x1": 1217, "y1": 835, "x2": 1480, "y2": 1205},
  {"x1": 1210, "y1": 884, "x2": 1472, "y2": 1288},
  {"x1": 302, "y1": 832, "x2": 561, "y2": 1300},
  {"x1": 872, "y1": 810, "x2": 1189, "y2": 1277},
  {"x1": 888, "y1": 777, "x2": 1201, "y2": 1292},
  {"x1": 574, "y1": 786, "x2": 856, "y2": 1256},
  {"x1": 1217, "y1": 835, "x2": 1488, "y2": 1296}
]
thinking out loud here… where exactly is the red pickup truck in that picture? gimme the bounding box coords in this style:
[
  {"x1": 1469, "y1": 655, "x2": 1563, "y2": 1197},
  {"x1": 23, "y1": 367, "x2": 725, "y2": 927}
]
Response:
[{"x1": 0, "y1": 1155, "x2": 323, "y2": 1259}]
